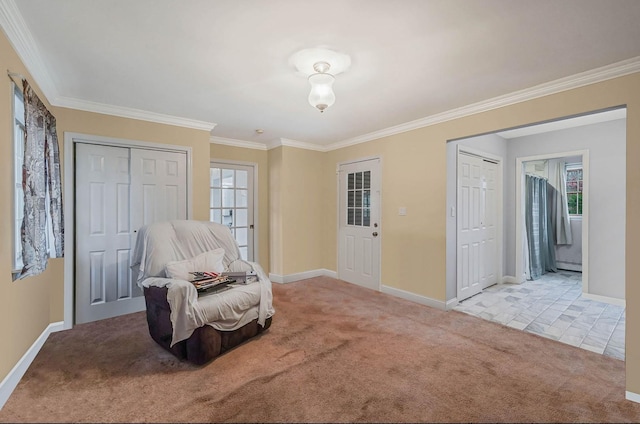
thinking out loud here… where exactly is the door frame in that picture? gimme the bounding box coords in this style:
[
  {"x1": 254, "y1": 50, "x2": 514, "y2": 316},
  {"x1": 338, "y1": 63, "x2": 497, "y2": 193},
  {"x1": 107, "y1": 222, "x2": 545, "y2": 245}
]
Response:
[
  {"x1": 515, "y1": 150, "x2": 589, "y2": 291},
  {"x1": 336, "y1": 156, "x2": 382, "y2": 290},
  {"x1": 63, "y1": 132, "x2": 193, "y2": 330},
  {"x1": 210, "y1": 159, "x2": 259, "y2": 262},
  {"x1": 456, "y1": 145, "x2": 504, "y2": 300}
]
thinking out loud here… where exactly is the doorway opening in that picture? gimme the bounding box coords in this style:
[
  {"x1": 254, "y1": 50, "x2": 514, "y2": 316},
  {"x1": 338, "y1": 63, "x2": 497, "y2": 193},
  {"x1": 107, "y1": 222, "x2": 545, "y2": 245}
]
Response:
[{"x1": 446, "y1": 107, "x2": 626, "y2": 358}]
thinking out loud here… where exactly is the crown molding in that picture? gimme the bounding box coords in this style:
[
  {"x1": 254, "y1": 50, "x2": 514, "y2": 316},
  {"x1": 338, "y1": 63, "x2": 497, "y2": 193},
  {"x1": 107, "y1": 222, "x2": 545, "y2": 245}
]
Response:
[
  {"x1": 276, "y1": 138, "x2": 328, "y2": 152},
  {"x1": 55, "y1": 96, "x2": 216, "y2": 131},
  {"x1": 0, "y1": 0, "x2": 59, "y2": 102},
  {"x1": 325, "y1": 55, "x2": 640, "y2": 151},
  {"x1": 1, "y1": 1, "x2": 215, "y2": 132},
  {"x1": 3, "y1": 0, "x2": 638, "y2": 146},
  {"x1": 210, "y1": 136, "x2": 267, "y2": 150}
]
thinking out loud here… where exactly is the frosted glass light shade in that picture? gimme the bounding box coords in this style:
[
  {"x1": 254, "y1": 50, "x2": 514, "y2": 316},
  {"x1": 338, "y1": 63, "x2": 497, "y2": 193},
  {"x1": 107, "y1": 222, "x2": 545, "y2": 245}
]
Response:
[{"x1": 308, "y1": 72, "x2": 335, "y2": 112}]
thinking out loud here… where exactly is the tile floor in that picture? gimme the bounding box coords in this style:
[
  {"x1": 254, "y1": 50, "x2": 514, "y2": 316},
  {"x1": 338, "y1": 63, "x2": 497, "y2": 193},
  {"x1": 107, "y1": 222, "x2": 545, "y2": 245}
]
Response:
[{"x1": 455, "y1": 270, "x2": 625, "y2": 360}]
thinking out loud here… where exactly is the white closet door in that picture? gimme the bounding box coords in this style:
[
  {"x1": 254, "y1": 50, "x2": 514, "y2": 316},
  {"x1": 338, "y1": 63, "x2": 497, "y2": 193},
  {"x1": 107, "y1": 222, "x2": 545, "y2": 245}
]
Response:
[
  {"x1": 481, "y1": 160, "x2": 498, "y2": 288},
  {"x1": 457, "y1": 152, "x2": 499, "y2": 301},
  {"x1": 75, "y1": 144, "x2": 141, "y2": 324},
  {"x1": 457, "y1": 153, "x2": 484, "y2": 301},
  {"x1": 130, "y1": 148, "x2": 187, "y2": 227},
  {"x1": 75, "y1": 144, "x2": 187, "y2": 324}
]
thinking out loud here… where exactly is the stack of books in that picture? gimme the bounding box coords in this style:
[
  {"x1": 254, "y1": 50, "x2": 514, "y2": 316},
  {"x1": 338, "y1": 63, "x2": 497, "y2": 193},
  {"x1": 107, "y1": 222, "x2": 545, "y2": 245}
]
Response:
[{"x1": 189, "y1": 272, "x2": 236, "y2": 292}]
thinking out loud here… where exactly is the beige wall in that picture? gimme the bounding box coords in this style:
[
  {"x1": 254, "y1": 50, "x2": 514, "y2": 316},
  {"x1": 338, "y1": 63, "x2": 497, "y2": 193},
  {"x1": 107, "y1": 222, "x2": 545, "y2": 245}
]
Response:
[
  {"x1": 0, "y1": 30, "x2": 211, "y2": 387},
  {"x1": 0, "y1": 31, "x2": 62, "y2": 385},
  {"x1": 280, "y1": 147, "x2": 326, "y2": 275},
  {"x1": 267, "y1": 146, "x2": 326, "y2": 276},
  {"x1": 268, "y1": 147, "x2": 283, "y2": 274},
  {"x1": 324, "y1": 73, "x2": 640, "y2": 394},
  {"x1": 209, "y1": 144, "x2": 270, "y2": 271}
]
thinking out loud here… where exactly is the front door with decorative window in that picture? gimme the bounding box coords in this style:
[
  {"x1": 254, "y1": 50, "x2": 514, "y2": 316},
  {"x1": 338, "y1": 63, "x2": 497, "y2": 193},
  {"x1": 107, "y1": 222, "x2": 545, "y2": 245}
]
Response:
[
  {"x1": 210, "y1": 163, "x2": 255, "y2": 261},
  {"x1": 338, "y1": 158, "x2": 381, "y2": 291}
]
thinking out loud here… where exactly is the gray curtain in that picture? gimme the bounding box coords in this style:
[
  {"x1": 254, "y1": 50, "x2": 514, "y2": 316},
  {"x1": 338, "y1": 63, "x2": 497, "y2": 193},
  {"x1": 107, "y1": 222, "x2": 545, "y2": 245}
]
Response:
[
  {"x1": 550, "y1": 159, "x2": 572, "y2": 245},
  {"x1": 525, "y1": 174, "x2": 556, "y2": 279},
  {"x1": 16, "y1": 81, "x2": 64, "y2": 279}
]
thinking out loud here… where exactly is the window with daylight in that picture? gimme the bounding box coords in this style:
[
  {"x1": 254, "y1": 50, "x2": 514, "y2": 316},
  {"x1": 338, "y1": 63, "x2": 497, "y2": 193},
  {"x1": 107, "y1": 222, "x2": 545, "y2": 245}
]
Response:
[
  {"x1": 209, "y1": 165, "x2": 252, "y2": 260},
  {"x1": 347, "y1": 171, "x2": 371, "y2": 227},
  {"x1": 13, "y1": 84, "x2": 25, "y2": 272},
  {"x1": 565, "y1": 164, "x2": 583, "y2": 216},
  {"x1": 12, "y1": 80, "x2": 63, "y2": 279}
]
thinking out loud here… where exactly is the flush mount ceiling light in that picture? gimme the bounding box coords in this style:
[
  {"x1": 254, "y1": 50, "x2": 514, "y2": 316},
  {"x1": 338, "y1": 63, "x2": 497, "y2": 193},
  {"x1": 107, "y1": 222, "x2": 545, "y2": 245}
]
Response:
[{"x1": 290, "y1": 48, "x2": 351, "y2": 113}]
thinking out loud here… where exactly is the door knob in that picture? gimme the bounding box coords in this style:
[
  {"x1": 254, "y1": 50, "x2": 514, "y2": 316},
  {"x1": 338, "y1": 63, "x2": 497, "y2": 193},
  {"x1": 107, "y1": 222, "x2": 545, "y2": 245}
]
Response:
[{"x1": 372, "y1": 232, "x2": 378, "y2": 237}]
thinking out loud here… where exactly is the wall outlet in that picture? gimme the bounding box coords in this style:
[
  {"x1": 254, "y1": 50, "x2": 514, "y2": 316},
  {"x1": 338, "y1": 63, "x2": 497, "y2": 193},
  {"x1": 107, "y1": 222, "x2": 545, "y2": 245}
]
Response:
[{"x1": 399, "y1": 207, "x2": 407, "y2": 216}]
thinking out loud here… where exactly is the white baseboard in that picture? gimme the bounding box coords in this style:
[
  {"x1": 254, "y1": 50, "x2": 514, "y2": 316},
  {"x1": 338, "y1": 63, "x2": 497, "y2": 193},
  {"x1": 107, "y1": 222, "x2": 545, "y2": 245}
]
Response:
[
  {"x1": 269, "y1": 269, "x2": 337, "y2": 284},
  {"x1": 445, "y1": 297, "x2": 459, "y2": 310},
  {"x1": 627, "y1": 391, "x2": 640, "y2": 404},
  {"x1": 502, "y1": 275, "x2": 520, "y2": 284},
  {"x1": 0, "y1": 321, "x2": 64, "y2": 410},
  {"x1": 582, "y1": 292, "x2": 626, "y2": 307},
  {"x1": 557, "y1": 262, "x2": 582, "y2": 272},
  {"x1": 381, "y1": 285, "x2": 446, "y2": 310}
]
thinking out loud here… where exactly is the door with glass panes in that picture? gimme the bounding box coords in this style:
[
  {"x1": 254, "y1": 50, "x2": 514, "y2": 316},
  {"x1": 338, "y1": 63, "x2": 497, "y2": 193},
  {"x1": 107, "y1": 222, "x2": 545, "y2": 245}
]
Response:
[
  {"x1": 338, "y1": 158, "x2": 381, "y2": 290},
  {"x1": 210, "y1": 163, "x2": 255, "y2": 260}
]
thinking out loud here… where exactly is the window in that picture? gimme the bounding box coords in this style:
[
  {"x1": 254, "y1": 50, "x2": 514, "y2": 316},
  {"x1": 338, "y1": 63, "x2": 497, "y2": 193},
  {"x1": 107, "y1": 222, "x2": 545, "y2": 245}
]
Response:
[
  {"x1": 12, "y1": 84, "x2": 62, "y2": 279},
  {"x1": 565, "y1": 163, "x2": 583, "y2": 216},
  {"x1": 13, "y1": 84, "x2": 25, "y2": 272},
  {"x1": 209, "y1": 164, "x2": 254, "y2": 260},
  {"x1": 347, "y1": 171, "x2": 371, "y2": 226}
]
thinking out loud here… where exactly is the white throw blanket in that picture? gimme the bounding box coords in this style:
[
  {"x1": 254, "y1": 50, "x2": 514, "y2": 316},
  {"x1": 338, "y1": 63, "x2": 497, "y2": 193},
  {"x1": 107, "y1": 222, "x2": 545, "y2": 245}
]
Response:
[{"x1": 131, "y1": 220, "x2": 274, "y2": 346}]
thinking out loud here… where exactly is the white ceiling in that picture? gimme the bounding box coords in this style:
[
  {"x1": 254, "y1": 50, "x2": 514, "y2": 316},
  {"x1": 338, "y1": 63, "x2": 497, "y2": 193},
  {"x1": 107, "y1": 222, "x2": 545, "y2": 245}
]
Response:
[{"x1": 4, "y1": 0, "x2": 640, "y2": 148}]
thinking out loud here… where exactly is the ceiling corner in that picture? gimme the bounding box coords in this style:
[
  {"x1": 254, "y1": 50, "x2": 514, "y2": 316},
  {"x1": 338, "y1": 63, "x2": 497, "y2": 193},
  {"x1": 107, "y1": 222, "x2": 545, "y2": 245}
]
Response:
[{"x1": 0, "y1": 0, "x2": 59, "y2": 103}]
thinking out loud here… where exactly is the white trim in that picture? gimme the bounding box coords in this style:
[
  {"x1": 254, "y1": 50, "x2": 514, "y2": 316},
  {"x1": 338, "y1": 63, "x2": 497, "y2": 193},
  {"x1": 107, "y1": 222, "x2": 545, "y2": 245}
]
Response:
[
  {"x1": 556, "y1": 262, "x2": 583, "y2": 272},
  {"x1": 55, "y1": 97, "x2": 216, "y2": 131},
  {"x1": 210, "y1": 159, "x2": 260, "y2": 262},
  {"x1": 502, "y1": 275, "x2": 519, "y2": 284},
  {"x1": 325, "y1": 57, "x2": 640, "y2": 151},
  {"x1": 269, "y1": 269, "x2": 336, "y2": 284},
  {"x1": 582, "y1": 293, "x2": 625, "y2": 308},
  {"x1": 0, "y1": 1, "x2": 216, "y2": 132},
  {"x1": 0, "y1": 321, "x2": 63, "y2": 410},
  {"x1": 381, "y1": 285, "x2": 446, "y2": 311},
  {"x1": 210, "y1": 136, "x2": 267, "y2": 151},
  {"x1": 445, "y1": 297, "x2": 459, "y2": 310},
  {"x1": 626, "y1": 391, "x2": 640, "y2": 404},
  {"x1": 267, "y1": 138, "x2": 328, "y2": 152},
  {"x1": 515, "y1": 150, "x2": 589, "y2": 294},
  {"x1": 63, "y1": 132, "x2": 194, "y2": 329}
]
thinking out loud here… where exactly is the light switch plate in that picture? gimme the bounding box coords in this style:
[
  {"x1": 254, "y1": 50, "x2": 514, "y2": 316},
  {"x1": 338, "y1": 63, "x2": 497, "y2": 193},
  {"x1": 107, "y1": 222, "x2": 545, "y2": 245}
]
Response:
[{"x1": 399, "y1": 207, "x2": 407, "y2": 216}]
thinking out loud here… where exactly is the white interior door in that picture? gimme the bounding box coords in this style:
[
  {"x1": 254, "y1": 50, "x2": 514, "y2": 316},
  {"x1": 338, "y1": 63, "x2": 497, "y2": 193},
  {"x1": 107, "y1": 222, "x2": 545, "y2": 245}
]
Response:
[
  {"x1": 481, "y1": 160, "x2": 498, "y2": 288},
  {"x1": 457, "y1": 152, "x2": 484, "y2": 301},
  {"x1": 75, "y1": 144, "x2": 187, "y2": 324},
  {"x1": 209, "y1": 163, "x2": 255, "y2": 261},
  {"x1": 457, "y1": 151, "x2": 499, "y2": 301},
  {"x1": 338, "y1": 159, "x2": 381, "y2": 290},
  {"x1": 75, "y1": 144, "x2": 140, "y2": 324},
  {"x1": 130, "y1": 148, "x2": 187, "y2": 227}
]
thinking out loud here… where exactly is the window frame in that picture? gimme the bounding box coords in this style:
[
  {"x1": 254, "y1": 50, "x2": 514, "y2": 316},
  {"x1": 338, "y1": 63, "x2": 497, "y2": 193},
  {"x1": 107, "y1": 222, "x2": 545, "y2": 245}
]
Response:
[
  {"x1": 12, "y1": 82, "x2": 25, "y2": 273},
  {"x1": 565, "y1": 162, "x2": 583, "y2": 217}
]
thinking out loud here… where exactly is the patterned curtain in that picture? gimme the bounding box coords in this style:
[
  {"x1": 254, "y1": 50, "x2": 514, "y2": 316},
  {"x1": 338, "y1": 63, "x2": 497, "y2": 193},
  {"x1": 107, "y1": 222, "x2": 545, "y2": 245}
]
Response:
[{"x1": 16, "y1": 81, "x2": 64, "y2": 279}]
